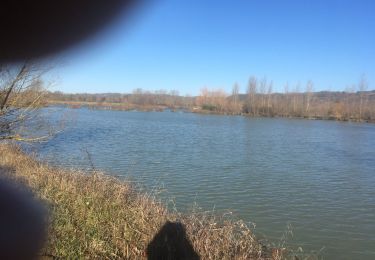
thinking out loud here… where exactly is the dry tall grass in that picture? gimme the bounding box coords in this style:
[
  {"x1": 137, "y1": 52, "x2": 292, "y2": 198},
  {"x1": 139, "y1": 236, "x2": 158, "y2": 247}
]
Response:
[{"x1": 0, "y1": 144, "x2": 277, "y2": 259}]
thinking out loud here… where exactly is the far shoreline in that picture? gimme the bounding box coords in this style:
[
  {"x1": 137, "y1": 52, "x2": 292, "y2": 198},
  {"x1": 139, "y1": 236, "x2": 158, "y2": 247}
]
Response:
[{"x1": 46, "y1": 100, "x2": 375, "y2": 124}]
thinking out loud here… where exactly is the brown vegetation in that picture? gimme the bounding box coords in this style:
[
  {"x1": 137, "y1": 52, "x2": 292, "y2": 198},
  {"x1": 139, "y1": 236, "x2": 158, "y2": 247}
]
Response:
[
  {"x1": 0, "y1": 144, "x2": 278, "y2": 259},
  {"x1": 47, "y1": 76, "x2": 375, "y2": 122},
  {"x1": 0, "y1": 62, "x2": 50, "y2": 141}
]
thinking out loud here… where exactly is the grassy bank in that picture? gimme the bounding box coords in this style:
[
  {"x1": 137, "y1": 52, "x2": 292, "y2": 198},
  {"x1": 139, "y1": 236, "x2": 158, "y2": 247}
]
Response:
[{"x1": 0, "y1": 144, "x2": 281, "y2": 259}]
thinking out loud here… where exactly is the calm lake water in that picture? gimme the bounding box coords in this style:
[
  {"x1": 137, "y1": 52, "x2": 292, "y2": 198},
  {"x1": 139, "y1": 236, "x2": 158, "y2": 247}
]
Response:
[{"x1": 37, "y1": 107, "x2": 375, "y2": 259}]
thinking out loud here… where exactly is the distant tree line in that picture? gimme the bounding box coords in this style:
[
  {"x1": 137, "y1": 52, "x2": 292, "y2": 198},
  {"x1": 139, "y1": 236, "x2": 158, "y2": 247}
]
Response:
[
  {"x1": 48, "y1": 88, "x2": 194, "y2": 110},
  {"x1": 47, "y1": 76, "x2": 375, "y2": 122}
]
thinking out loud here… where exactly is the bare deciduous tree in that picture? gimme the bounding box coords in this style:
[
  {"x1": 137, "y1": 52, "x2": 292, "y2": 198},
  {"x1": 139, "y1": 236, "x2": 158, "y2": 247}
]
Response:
[
  {"x1": 232, "y1": 83, "x2": 239, "y2": 105},
  {"x1": 266, "y1": 81, "x2": 273, "y2": 115},
  {"x1": 0, "y1": 61, "x2": 51, "y2": 141},
  {"x1": 305, "y1": 80, "x2": 314, "y2": 116},
  {"x1": 284, "y1": 82, "x2": 290, "y2": 115},
  {"x1": 259, "y1": 77, "x2": 267, "y2": 114},
  {"x1": 292, "y1": 83, "x2": 300, "y2": 116},
  {"x1": 246, "y1": 76, "x2": 258, "y2": 115},
  {"x1": 358, "y1": 75, "x2": 368, "y2": 120},
  {"x1": 231, "y1": 82, "x2": 240, "y2": 113}
]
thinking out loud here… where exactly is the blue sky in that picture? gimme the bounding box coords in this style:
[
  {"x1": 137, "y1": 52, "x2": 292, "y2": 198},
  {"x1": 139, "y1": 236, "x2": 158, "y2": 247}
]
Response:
[{"x1": 51, "y1": 0, "x2": 375, "y2": 95}]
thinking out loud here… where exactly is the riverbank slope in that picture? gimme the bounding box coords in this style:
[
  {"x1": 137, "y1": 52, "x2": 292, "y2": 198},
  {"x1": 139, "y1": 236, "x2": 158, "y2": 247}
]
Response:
[{"x1": 0, "y1": 144, "x2": 279, "y2": 259}]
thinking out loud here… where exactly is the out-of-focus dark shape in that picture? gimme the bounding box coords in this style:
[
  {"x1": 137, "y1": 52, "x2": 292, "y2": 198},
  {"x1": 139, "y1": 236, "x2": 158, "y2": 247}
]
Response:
[
  {"x1": 0, "y1": 174, "x2": 46, "y2": 259},
  {"x1": 0, "y1": 0, "x2": 137, "y2": 61},
  {"x1": 147, "y1": 221, "x2": 200, "y2": 260},
  {"x1": 0, "y1": 1, "x2": 141, "y2": 258}
]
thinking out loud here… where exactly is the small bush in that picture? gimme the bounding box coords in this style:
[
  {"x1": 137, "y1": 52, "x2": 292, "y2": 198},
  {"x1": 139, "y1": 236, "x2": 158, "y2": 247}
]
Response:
[{"x1": 202, "y1": 104, "x2": 217, "y2": 111}]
